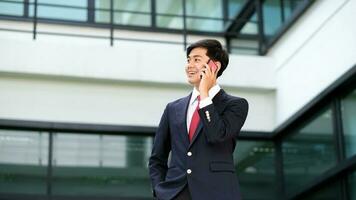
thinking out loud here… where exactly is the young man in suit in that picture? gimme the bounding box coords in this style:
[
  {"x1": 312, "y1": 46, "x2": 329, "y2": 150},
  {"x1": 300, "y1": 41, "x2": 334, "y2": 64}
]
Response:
[{"x1": 149, "y1": 39, "x2": 249, "y2": 200}]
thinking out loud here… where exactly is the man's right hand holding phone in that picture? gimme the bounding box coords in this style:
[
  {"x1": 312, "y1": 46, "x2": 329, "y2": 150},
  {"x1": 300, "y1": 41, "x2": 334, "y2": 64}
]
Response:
[{"x1": 199, "y1": 59, "x2": 219, "y2": 100}]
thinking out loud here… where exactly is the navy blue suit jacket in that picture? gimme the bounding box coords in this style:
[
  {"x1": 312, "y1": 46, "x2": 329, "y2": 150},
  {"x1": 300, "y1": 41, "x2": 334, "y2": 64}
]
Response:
[{"x1": 149, "y1": 89, "x2": 248, "y2": 200}]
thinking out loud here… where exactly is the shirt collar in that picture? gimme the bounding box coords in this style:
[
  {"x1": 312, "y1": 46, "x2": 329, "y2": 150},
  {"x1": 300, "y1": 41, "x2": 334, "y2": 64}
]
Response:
[
  {"x1": 209, "y1": 84, "x2": 221, "y2": 99},
  {"x1": 190, "y1": 84, "x2": 221, "y2": 105}
]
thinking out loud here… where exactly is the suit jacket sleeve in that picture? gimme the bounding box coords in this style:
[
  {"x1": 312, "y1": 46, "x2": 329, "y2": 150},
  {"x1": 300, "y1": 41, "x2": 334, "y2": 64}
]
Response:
[
  {"x1": 148, "y1": 104, "x2": 171, "y2": 196},
  {"x1": 198, "y1": 98, "x2": 248, "y2": 143}
]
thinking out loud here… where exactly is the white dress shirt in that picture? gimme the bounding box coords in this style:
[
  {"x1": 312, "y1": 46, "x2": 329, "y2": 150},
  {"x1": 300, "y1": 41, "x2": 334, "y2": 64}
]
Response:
[{"x1": 186, "y1": 84, "x2": 221, "y2": 132}]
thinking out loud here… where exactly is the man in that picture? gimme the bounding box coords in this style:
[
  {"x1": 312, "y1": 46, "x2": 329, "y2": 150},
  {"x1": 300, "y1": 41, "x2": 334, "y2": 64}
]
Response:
[{"x1": 149, "y1": 39, "x2": 248, "y2": 200}]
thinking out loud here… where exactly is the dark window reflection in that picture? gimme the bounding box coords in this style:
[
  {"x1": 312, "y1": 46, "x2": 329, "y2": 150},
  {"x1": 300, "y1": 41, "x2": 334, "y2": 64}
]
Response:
[
  {"x1": 350, "y1": 171, "x2": 356, "y2": 199},
  {"x1": 303, "y1": 180, "x2": 342, "y2": 200},
  {"x1": 234, "y1": 140, "x2": 276, "y2": 200},
  {"x1": 341, "y1": 89, "x2": 356, "y2": 158},
  {"x1": 0, "y1": 130, "x2": 48, "y2": 194},
  {"x1": 283, "y1": 106, "x2": 337, "y2": 195},
  {"x1": 263, "y1": 0, "x2": 282, "y2": 37},
  {"x1": 51, "y1": 133, "x2": 152, "y2": 198},
  {"x1": 228, "y1": 0, "x2": 246, "y2": 19}
]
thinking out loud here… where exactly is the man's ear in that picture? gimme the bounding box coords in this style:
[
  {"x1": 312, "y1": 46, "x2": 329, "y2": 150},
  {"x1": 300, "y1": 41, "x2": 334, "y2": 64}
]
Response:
[{"x1": 215, "y1": 61, "x2": 222, "y2": 73}]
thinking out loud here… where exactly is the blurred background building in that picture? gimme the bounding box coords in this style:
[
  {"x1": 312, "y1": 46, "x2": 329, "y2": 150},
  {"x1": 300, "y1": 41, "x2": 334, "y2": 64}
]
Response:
[{"x1": 0, "y1": 0, "x2": 355, "y2": 199}]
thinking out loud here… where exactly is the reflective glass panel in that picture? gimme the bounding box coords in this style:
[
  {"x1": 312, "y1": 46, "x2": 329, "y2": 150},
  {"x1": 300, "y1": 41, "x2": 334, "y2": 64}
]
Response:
[
  {"x1": 240, "y1": 13, "x2": 257, "y2": 35},
  {"x1": 282, "y1": 106, "x2": 337, "y2": 195},
  {"x1": 95, "y1": 0, "x2": 151, "y2": 26},
  {"x1": 186, "y1": 18, "x2": 223, "y2": 32},
  {"x1": 230, "y1": 38, "x2": 259, "y2": 55},
  {"x1": 0, "y1": 0, "x2": 24, "y2": 16},
  {"x1": 156, "y1": 0, "x2": 183, "y2": 29},
  {"x1": 341, "y1": 89, "x2": 356, "y2": 158},
  {"x1": 263, "y1": 0, "x2": 282, "y2": 37},
  {"x1": 228, "y1": 0, "x2": 245, "y2": 19},
  {"x1": 350, "y1": 170, "x2": 356, "y2": 200},
  {"x1": 303, "y1": 180, "x2": 342, "y2": 200},
  {"x1": 186, "y1": 0, "x2": 223, "y2": 32},
  {"x1": 113, "y1": 0, "x2": 150, "y2": 26},
  {"x1": 283, "y1": 0, "x2": 309, "y2": 20},
  {"x1": 234, "y1": 140, "x2": 276, "y2": 199},
  {"x1": 95, "y1": 0, "x2": 110, "y2": 23},
  {"x1": 29, "y1": 0, "x2": 87, "y2": 21},
  {"x1": 0, "y1": 130, "x2": 48, "y2": 194},
  {"x1": 51, "y1": 133, "x2": 152, "y2": 198},
  {"x1": 156, "y1": 0, "x2": 182, "y2": 15}
]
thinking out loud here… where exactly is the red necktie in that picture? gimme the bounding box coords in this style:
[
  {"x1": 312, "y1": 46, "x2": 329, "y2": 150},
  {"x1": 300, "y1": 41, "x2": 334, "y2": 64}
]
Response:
[{"x1": 189, "y1": 96, "x2": 200, "y2": 142}]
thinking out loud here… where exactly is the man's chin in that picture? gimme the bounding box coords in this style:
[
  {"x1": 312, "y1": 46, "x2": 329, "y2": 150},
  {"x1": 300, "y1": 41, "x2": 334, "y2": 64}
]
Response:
[{"x1": 187, "y1": 78, "x2": 199, "y2": 86}]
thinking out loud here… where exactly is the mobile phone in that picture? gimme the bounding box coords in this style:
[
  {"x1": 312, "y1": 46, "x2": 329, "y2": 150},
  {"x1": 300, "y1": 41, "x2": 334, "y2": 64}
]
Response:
[
  {"x1": 207, "y1": 59, "x2": 218, "y2": 73},
  {"x1": 200, "y1": 59, "x2": 218, "y2": 79}
]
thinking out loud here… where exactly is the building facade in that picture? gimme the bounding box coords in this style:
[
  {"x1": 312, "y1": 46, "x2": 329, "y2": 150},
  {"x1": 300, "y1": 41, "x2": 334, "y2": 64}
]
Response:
[{"x1": 0, "y1": 0, "x2": 355, "y2": 199}]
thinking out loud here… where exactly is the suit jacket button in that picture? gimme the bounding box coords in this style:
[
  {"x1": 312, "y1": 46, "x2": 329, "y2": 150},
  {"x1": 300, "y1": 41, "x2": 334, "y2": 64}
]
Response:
[
  {"x1": 187, "y1": 152, "x2": 192, "y2": 156},
  {"x1": 187, "y1": 169, "x2": 192, "y2": 174}
]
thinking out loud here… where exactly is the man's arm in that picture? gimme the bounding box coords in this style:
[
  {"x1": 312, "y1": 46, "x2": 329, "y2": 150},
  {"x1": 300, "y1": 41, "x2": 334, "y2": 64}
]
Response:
[
  {"x1": 148, "y1": 104, "x2": 171, "y2": 196},
  {"x1": 198, "y1": 98, "x2": 248, "y2": 143}
]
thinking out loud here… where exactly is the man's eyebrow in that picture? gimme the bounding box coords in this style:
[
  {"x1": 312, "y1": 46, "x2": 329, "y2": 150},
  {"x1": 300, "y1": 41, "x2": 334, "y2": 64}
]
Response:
[{"x1": 187, "y1": 55, "x2": 203, "y2": 58}]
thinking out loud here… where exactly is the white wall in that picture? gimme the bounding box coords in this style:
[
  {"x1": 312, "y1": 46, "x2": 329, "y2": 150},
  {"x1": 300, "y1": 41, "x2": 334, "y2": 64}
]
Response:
[
  {"x1": 268, "y1": 0, "x2": 356, "y2": 125},
  {"x1": 0, "y1": 21, "x2": 276, "y2": 89},
  {"x1": 0, "y1": 19, "x2": 276, "y2": 131},
  {"x1": 0, "y1": 73, "x2": 275, "y2": 131}
]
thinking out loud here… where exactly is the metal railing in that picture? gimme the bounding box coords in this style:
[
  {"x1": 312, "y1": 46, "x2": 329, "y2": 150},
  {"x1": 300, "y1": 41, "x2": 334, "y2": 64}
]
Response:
[
  {"x1": 0, "y1": 0, "x2": 260, "y2": 53},
  {"x1": 0, "y1": 0, "x2": 315, "y2": 55}
]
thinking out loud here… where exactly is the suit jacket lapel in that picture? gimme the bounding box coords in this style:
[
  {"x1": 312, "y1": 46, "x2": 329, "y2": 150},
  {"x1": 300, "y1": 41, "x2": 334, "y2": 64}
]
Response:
[
  {"x1": 188, "y1": 89, "x2": 227, "y2": 148},
  {"x1": 175, "y1": 93, "x2": 191, "y2": 148}
]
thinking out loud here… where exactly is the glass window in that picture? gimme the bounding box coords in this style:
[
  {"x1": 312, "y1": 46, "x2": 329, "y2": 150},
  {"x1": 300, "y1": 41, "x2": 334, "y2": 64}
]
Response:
[
  {"x1": 283, "y1": 0, "x2": 309, "y2": 20},
  {"x1": 234, "y1": 140, "x2": 276, "y2": 199},
  {"x1": 263, "y1": 0, "x2": 283, "y2": 37},
  {"x1": 0, "y1": 130, "x2": 48, "y2": 194},
  {"x1": 230, "y1": 38, "x2": 259, "y2": 55},
  {"x1": 95, "y1": 0, "x2": 110, "y2": 23},
  {"x1": 156, "y1": 0, "x2": 183, "y2": 29},
  {"x1": 186, "y1": 0, "x2": 222, "y2": 18},
  {"x1": 156, "y1": 0, "x2": 224, "y2": 31},
  {"x1": 350, "y1": 170, "x2": 356, "y2": 199},
  {"x1": 29, "y1": 0, "x2": 87, "y2": 21},
  {"x1": 282, "y1": 106, "x2": 337, "y2": 195},
  {"x1": 113, "y1": 0, "x2": 150, "y2": 26},
  {"x1": 0, "y1": 0, "x2": 24, "y2": 16},
  {"x1": 303, "y1": 180, "x2": 342, "y2": 200},
  {"x1": 341, "y1": 89, "x2": 356, "y2": 158},
  {"x1": 186, "y1": 18, "x2": 223, "y2": 32},
  {"x1": 186, "y1": 0, "x2": 223, "y2": 32},
  {"x1": 228, "y1": 0, "x2": 246, "y2": 19},
  {"x1": 51, "y1": 133, "x2": 152, "y2": 198},
  {"x1": 95, "y1": 0, "x2": 151, "y2": 26},
  {"x1": 240, "y1": 13, "x2": 257, "y2": 35}
]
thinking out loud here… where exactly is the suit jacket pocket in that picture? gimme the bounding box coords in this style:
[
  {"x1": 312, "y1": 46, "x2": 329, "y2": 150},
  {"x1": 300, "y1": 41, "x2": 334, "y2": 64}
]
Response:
[{"x1": 210, "y1": 161, "x2": 235, "y2": 173}]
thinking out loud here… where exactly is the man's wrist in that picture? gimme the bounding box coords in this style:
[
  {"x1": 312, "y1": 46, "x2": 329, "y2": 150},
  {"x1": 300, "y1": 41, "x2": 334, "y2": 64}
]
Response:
[
  {"x1": 200, "y1": 90, "x2": 209, "y2": 100},
  {"x1": 199, "y1": 96, "x2": 213, "y2": 108}
]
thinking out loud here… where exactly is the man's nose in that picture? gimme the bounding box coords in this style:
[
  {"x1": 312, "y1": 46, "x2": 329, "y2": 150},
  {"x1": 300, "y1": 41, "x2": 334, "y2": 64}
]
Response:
[{"x1": 187, "y1": 62, "x2": 194, "y2": 69}]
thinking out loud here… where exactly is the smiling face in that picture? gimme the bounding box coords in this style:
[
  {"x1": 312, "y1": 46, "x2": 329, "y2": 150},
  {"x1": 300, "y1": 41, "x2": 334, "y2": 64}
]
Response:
[{"x1": 185, "y1": 47, "x2": 210, "y2": 88}]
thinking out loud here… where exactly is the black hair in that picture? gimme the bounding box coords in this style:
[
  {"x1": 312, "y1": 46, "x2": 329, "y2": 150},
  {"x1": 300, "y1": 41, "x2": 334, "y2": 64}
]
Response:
[{"x1": 186, "y1": 39, "x2": 229, "y2": 78}]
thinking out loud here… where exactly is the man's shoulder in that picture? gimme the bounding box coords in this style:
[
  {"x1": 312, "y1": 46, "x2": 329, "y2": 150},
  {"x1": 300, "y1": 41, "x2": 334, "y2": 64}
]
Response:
[
  {"x1": 222, "y1": 90, "x2": 247, "y2": 101},
  {"x1": 167, "y1": 95, "x2": 190, "y2": 108},
  {"x1": 222, "y1": 90, "x2": 248, "y2": 105}
]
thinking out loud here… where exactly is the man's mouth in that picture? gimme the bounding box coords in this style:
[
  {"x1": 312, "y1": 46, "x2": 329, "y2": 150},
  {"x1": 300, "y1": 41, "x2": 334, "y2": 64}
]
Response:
[{"x1": 188, "y1": 71, "x2": 198, "y2": 76}]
